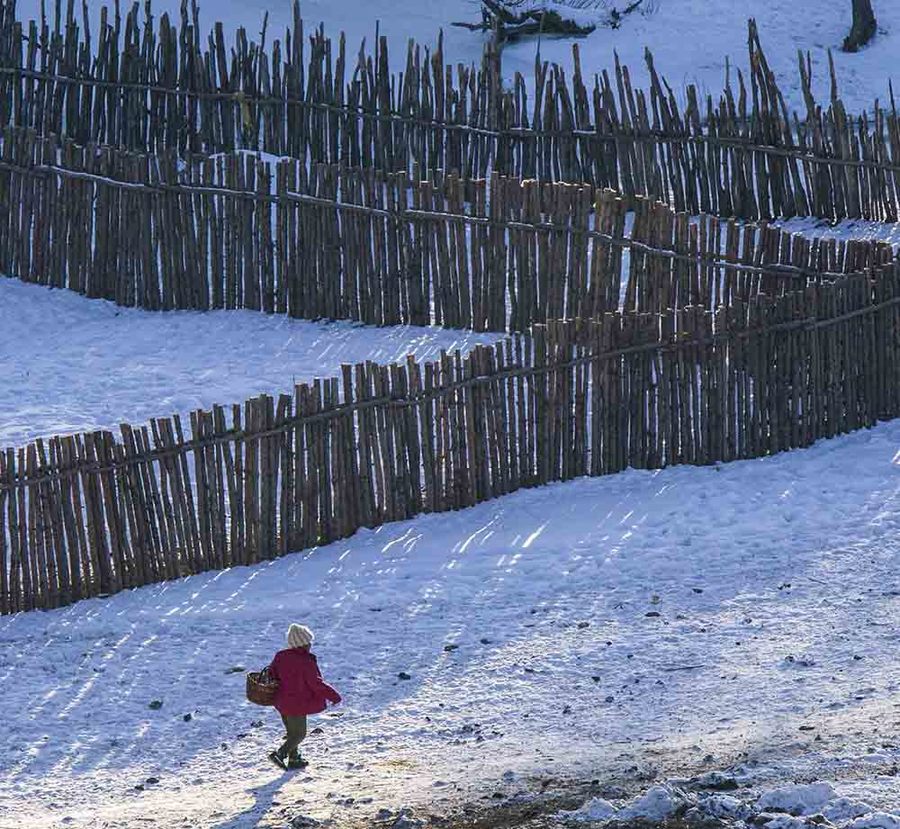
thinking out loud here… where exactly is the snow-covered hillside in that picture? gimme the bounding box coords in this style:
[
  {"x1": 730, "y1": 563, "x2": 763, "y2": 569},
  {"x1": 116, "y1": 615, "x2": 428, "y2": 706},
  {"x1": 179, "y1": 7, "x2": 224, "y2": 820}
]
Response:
[
  {"x1": 3, "y1": 419, "x2": 900, "y2": 827},
  {"x1": 4, "y1": 1, "x2": 900, "y2": 828},
  {"x1": 0, "y1": 278, "x2": 499, "y2": 447}
]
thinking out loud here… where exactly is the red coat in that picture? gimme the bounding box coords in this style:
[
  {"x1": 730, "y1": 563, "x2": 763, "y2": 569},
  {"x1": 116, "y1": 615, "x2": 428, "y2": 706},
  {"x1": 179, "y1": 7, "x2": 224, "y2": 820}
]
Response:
[{"x1": 268, "y1": 648, "x2": 342, "y2": 717}]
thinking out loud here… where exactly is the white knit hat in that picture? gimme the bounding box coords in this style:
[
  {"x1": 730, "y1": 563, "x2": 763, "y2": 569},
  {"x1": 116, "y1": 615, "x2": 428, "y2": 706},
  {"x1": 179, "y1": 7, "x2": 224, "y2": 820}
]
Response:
[{"x1": 287, "y1": 623, "x2": 314, "y2": 649}]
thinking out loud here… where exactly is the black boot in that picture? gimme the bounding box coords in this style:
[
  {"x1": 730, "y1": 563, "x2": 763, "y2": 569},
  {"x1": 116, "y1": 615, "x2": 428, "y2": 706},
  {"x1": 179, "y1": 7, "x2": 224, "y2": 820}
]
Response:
[
  {"x1": 287, "y1": 753, "x2": 309, "y2": 770},
  {"x1": 268, "y1": 751, "x2": 287, "y2": 770}
]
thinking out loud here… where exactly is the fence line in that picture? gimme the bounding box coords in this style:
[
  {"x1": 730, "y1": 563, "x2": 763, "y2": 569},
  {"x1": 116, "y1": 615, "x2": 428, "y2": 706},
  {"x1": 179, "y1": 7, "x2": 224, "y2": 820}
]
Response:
[
  {"x1": 2, "y1": 4, "x2": 900, "y2": 220},
  {"x1": 0, "y1": 153, "x2": 869, "y2": 284},
  {"x1": 4, "y1": 61, "x2": 900, "y2": 181},
  {"x1": 5, "y1": 2, "x2": 900, "y2": 615},
  {"x1": 7, "y1": 288, "x2": 900, "y2": 493},
  {"x1": 3, "y1": 268, "x2": 899, "y2": 614},
  {"x1": 1, "y1": 128, "x2": 892, "y2": 334},
  {"x1": 0, "y1": 60, "x2": 897, "y2": 172}
]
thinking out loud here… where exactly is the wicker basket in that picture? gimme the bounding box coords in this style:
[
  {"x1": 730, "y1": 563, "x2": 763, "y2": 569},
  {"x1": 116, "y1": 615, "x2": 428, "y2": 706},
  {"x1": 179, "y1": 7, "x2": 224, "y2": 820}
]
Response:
[{"x1": 246, "y1": 667, "x2": 279, "y2": 706}]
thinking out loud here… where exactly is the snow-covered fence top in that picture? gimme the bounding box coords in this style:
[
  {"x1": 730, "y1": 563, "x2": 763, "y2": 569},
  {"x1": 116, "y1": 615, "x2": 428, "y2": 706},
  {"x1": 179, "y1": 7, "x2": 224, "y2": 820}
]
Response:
[
  {"x1": 0, "y1": 127, "x2": 892, "y2": 333},
  {"x1": 2, "y1": 268, "x2": 900, "y2": 614},
  {"x1": 0, "y1": 3, "x2": 899, "y2": 221}
]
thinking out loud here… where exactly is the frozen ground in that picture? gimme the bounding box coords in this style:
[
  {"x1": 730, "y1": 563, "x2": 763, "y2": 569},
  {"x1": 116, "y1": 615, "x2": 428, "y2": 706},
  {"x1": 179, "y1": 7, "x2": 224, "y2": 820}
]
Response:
[
  {"x1": 0, "y1": 277, "x2": 499, "y2": 447},
  {"x1": 10, "y1": 0, "x2": 900, "y2": 117},
  {"x1": 563, "y1": 775, "x2": 900, "y2": 828},
  {"x1": 4, "y1": 1, "x2": 900, "y2": 828},
  {"x1": 3, "y1": 418, "x2": 900, "y2": 827}
]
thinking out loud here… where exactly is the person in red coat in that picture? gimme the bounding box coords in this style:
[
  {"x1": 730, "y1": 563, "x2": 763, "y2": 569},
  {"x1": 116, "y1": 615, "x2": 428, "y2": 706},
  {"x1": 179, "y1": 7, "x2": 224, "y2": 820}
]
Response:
[{"x1": 267, "y1": 623, "x2": 342, "y2": 770}]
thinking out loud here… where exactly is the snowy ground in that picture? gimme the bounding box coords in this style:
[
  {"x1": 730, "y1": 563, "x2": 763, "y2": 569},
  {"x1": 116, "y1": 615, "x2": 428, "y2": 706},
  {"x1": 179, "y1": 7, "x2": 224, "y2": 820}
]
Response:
[
  {"x1": 5, "y1": 1, "x2": 900, "y2": 828},
  {"x1": 10, "y1": 0, "x2": 899, "y2": 117},
  {"x1": 3, "y1": 418, "x2": 900, "y2": 828},
  {"x1": 563, "y1": 774, "x2": 900, "y2": 828},
  {"x1": 0, "y1": 277, "x2": 499, "y2": 447},
  {"x1": 778, "y1": 218, "x2": 900, "y2": 249},
  {"x1": 497, "y1": 0, "x2": 900, "y2": 116}
]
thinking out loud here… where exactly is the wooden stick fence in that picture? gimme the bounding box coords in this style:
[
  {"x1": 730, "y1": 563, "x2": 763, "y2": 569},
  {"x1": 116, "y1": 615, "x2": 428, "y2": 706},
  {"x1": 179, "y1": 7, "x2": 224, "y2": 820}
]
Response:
[
  {"x1": 1, "y1": 3, "x2": 899, "y2": 220},
  {"x1": 3, "y1": 267, "x2": 900, "y2": 614},
  {"x1": 3, "y1": 2, "x2": 900, "y2": 615},
  {"x1": 0, "y1": 127, "x2": 892, "y2": 332}
]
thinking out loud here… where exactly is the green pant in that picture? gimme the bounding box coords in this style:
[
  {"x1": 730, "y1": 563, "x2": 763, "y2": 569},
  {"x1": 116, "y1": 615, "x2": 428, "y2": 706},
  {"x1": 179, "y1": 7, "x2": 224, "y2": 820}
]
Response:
[{"x1": 277, "y1": 714, "x2": 308, "y2": 760}]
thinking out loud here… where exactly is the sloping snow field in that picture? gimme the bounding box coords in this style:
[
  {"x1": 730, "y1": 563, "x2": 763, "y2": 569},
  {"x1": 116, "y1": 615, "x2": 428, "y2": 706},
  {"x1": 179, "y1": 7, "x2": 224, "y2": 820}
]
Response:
[
  {"x1": 0, "y1": 277, "x2": 499, "y2": 447},
  {"x1": 2, "y1": 419, "x2": 900, "y2": 827},
  {"x1": 4, "y1": 1, "x2": 900, "y2": 828}
]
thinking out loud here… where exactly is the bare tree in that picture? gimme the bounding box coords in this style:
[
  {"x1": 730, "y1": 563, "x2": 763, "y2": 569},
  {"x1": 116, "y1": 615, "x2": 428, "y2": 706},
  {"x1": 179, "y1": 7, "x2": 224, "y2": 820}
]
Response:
[{"x1": 842, "y1": 0, "x2": 877, "y2": 52}]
